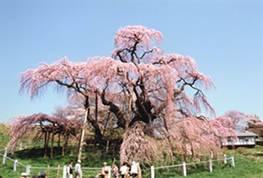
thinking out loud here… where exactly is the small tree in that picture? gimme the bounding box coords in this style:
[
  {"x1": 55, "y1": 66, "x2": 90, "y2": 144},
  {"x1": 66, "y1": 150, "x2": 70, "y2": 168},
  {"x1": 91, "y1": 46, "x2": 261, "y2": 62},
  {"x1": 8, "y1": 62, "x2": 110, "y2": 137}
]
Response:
[{"x1": 8, "y1": 113, "x2": 81, "y2": 157}]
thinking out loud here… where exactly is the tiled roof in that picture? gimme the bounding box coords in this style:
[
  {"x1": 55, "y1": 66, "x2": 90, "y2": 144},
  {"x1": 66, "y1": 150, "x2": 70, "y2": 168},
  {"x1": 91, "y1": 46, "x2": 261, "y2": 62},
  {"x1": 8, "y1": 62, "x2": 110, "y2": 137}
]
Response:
[{"x1": 236, "y1": 131, "x2": 258, "y2": 137}]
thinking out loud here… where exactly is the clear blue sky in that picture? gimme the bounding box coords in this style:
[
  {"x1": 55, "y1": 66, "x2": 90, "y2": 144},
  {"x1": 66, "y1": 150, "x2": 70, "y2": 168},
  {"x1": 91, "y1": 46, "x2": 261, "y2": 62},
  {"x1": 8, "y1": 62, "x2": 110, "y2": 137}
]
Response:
[{"x1": 0, "y1": 0, "x2": 262, "y2": 123}]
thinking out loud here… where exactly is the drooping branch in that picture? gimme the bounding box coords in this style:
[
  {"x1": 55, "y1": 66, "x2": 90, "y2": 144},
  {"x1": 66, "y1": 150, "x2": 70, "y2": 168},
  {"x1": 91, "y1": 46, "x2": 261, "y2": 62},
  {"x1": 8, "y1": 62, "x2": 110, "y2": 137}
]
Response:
[{"x1": 8, "y1": 113, "x2": 81, "y2": 153}]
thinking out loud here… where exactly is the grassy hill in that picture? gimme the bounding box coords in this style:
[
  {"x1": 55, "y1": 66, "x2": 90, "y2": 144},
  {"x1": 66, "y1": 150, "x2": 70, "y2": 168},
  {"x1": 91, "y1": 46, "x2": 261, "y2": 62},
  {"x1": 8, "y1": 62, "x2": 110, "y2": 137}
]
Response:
[
  {"x1": 0, "y1": 124, "x2": 9, "y2": 149},
  {"x1": 0, "y1": 124, "x2": 263, "y2": 178},
  {"x1": 0, "y1": 147, "x2": 262, "y2": 178}
]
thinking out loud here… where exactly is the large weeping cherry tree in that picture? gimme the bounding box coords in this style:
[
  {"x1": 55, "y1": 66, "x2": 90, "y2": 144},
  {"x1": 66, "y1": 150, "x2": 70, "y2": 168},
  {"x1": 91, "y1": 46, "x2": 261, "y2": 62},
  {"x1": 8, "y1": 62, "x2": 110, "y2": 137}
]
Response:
[{"x1": 20, "y1": 25, "x2": 235, "y2": 164}]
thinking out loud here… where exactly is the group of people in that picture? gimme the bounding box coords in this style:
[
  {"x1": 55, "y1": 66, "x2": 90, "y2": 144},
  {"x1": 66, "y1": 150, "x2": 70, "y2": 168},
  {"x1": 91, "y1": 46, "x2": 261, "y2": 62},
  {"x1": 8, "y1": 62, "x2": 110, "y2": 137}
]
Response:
[
  {"x1": 97, "y1": 161, "x2": 141, "y2": 178},
  {"x1": 19, "y1": 159, "x2": 140, "y2": 178},
  {"x1": 19, "y1": 160, "x2": 81, "y2": 178},
  {"x1": 20, "y1": 171, "x2": 46, "y2": 178},
  {"x1": 66, "y1": 160, "x2": 82, "y2": 178}
]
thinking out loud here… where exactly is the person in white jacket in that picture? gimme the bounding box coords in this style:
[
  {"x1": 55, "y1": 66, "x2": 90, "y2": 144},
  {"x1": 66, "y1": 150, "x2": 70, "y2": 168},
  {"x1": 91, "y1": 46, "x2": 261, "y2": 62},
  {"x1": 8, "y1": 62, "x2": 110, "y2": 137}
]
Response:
[
  {"x1": 130, "y1": 161, "x2": 139, "y2": 178},
  {"x1": 75, "y1": 160, "x2": 82, "y2": 178},
  {"x1": 120, "y1": 163, "x2": 129, "y2": 178}
]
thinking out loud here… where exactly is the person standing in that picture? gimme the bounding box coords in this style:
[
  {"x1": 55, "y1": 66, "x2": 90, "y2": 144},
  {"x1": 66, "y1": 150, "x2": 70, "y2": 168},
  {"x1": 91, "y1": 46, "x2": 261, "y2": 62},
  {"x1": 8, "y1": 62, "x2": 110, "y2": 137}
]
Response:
[
  {"x1": 119, "y1": 163, "x2": 129, "y2": 178},
  {"x1": 38, "y1": 171, "x2": 47, "y2": 178},
  {"x1": 112, "y1": 163, "x2": 119, "y2": 178},
  {"x1": 130, "y1": 161, "x2": 138, "y2": 178},
  {"x1": 20, "y1": 173, "x2": 29, "y2": 178},
  {"x1": 66, "y1": 161, "x2": 74, "y2": 178},
  {"x1": 75, "y1": 160, "x2": 83, "y2": 178},
  {"x1": 97, "y1": 162, "x2": 111, "y2": 178}
]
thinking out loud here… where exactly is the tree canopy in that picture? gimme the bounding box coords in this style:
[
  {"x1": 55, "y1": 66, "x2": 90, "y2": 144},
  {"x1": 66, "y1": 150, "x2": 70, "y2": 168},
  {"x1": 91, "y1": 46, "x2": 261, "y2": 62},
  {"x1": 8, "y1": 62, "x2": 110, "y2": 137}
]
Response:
[{"x1": 20, "y1": 25, "x2": 236, "y2": 164}]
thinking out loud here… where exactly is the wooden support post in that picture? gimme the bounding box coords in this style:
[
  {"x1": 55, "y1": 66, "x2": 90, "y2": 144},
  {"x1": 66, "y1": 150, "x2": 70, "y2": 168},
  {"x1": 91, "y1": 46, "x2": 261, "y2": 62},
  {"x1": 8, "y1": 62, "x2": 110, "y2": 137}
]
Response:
[
  {"x1": 210, "y1": 151, "x2": 214, "y2": 159},
  {"x1": 62, "y1": 165, "x2": 67, "y2": 178},
  {"x1": 13, "y1": 160, "x2": 18, "y2": 172},
  {"x1": 77, "y1": 109, "x2": 89, "y2": 162},
  {"x1": 19, "y1": 143, "x2": 23, "y2": 150},
  {"x1": 231, "y1": 156, "x2": 235, "y2": 167},
  {"x1": 106, "y1": 140, "x2": 110, "y2": 153},
  {"x1": 26, "y1": 165, "x2": 31, "y2": 176},
  {"x1": 151, "y1": 166, "x2": 155, "y2": 178},
  {"x1": 47, "y1": 165, "x2": 50, "y2": 177},
  {"x1": 2, "y1": 147, "x2": 7, "y2": 165},
  {"x1": 109, "y1": 166, "x2": 111, "y2": 178},
  {"x1": 182, "y1": 162, "x2": 187, "y2": 177},
  {"x1": 209, "y1": 159, "x2": 213, "y2": 172},
  {"x1": 224, "y1": 154, "x2": 227, "y2": 164},
  {"x1": 56, "y1": 165, "x2": 60, "y2": 178}
]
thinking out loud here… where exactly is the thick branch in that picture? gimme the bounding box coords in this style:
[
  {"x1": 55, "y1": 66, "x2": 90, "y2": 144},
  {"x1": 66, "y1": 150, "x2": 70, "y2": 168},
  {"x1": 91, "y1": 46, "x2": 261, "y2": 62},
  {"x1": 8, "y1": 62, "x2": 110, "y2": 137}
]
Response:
[{"x1": 100, "y1": 85, "x2": 126, "y2": 129}]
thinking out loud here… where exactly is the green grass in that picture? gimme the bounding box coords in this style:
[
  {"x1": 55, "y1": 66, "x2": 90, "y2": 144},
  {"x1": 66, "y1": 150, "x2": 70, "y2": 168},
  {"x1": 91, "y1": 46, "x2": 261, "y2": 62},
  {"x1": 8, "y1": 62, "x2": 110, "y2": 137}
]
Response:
[
  {"x1": 0, "y1": 147, "x2": 262, "y2": 178},
  {"x1": 155, "y1": 146, "x2": 263, "y2": 178},
  {"x1": 0, "y1": 128, "x2": 263, "y2": 178},
  {"x1": 161, "y1": 154, "x2": 263, "y2": 178},
  {"x1": 0, "y1": 146, "x2": 118, "y2": 178},
  {"x1": 0, "y1": 124, "x2": 9, "y2": 150}
]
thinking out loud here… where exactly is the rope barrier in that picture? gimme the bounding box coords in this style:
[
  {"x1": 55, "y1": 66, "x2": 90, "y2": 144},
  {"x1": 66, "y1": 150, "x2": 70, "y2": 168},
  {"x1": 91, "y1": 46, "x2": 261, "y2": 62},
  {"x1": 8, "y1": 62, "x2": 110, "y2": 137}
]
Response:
[
  {"x1": 82, "y1": 167, "x2": 101, "y2": 170},
  {"x1": 153, "y1": 156, "x2": 232, "y2": 170},
  {"x1": 31, "y1": 166, "x2": 61, "y2": 170},
  {"x1": 0, "y1": 153, "x2": 101, "y2": 171},
  {"x1": 16, "y1": 161, "x2": 27, "y2": 168},
  {"x1": 0, "y1": 149, "x2": 6, "y2": 153},
  {"x1": 155, "y1": 164, "x2": 182, "y2": 169},
  {"x1": 5, "y1": 156, "x2": 16, "y2": 162}
]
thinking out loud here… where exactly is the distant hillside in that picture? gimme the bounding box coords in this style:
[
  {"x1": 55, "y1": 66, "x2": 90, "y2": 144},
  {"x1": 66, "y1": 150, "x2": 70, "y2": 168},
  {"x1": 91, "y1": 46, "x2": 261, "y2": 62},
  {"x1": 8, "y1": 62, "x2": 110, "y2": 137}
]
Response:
[{"x1": 0, "y1": 124, "x2": 9, "y2": 149}]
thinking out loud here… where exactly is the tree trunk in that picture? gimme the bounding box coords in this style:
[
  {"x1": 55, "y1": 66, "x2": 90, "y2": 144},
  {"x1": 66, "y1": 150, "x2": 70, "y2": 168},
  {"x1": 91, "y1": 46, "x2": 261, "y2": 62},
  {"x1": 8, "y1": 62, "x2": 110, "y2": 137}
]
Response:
[
  {"x1": 44, "y1": 132, "x2": 47, "y2": 158},
  {"x1": 62, "y1": 134, "x2": 69, "y2": 156},
  {"x1": 101, "y1": 89, "x2": 126, "y2": 128},
  {"x1": 95, "y1": 91, "x2": 98, "y2": 122},
  {"x1": 50, "y1": 133, "x2": 54, "y2": 158},
  {"x1": 47, "y1": 132, "x2": 51, "y2": 157},
  {"x1": 58, "y1": 134, "x2": 61, "y2": 148},
  {"x1": 94, "y1": 124, "x2": 103, "y2": 145},
  {"x1": 62, "y1": 135, "x2": 65, "y2": 157},
  {"x1": 44, "y1": 132, "x2": 50, "y2": 158},
  {"x1": 94, "y1": 90, "x2": 104, "y2": 145}
]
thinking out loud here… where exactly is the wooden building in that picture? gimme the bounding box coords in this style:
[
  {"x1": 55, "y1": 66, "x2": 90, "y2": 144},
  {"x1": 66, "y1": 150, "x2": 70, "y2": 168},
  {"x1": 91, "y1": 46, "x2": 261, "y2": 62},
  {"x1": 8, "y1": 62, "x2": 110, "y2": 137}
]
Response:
[{"x1": 222, "y1": 131, "x2": 258, "y2": 148}]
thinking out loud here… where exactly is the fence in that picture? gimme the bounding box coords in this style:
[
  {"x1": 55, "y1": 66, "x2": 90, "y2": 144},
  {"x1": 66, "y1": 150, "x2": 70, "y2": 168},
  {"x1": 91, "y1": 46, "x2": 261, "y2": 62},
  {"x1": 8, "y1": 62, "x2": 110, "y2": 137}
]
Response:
[
  {"x1": 150, "y1": 154, "x2": 235, "y2": 178},
  {"x1": 0, "y1": 147, "x2": 235, "y2": 178},
  {"x1": 0, "y1": 147, "x2": 107, "y2": 178},
  {"x1": 1, "y1": 147, "x2": 27, "y2": 175}
]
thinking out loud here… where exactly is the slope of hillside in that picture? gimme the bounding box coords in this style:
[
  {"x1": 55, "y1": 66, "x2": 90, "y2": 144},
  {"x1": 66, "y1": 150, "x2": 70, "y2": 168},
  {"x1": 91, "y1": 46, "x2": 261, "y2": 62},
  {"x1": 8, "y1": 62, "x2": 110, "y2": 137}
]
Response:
[
  {"x1": 0, "y1": 124, "x2": 9, "y2": 149},
  {"x1": 0, "y1": 123, "x2": 263, "y2": 178}
]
